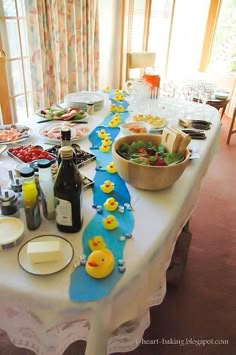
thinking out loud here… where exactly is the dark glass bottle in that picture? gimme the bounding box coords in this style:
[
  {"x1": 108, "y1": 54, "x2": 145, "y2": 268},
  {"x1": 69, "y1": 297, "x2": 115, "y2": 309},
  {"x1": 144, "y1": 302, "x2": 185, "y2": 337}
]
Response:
[
  {"x1": 54, "y1": 146, "x2": 83, "y2": 233},
  {"x1": 58, "y1": 127, "x2": 77, "y2": 165},
  {"x1": 61, "y1": 127, "x2": 71, "y2": 147}
]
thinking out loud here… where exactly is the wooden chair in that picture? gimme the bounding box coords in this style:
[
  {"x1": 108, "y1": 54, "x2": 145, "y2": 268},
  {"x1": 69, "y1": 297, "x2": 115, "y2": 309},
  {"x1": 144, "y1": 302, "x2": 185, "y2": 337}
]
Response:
[
  {"x1": 126, "y1": 52, "x2": 156, "y2": 81},
  {"x1": 226, "y1": 107, "x2": 236, "y2": 144}
]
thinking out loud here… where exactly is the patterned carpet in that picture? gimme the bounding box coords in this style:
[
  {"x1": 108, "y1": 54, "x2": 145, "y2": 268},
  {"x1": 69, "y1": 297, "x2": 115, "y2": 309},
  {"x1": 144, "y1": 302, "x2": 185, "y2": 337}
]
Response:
[{"x1": 1, "y1": 115, "x2": 235, "y2": 355}]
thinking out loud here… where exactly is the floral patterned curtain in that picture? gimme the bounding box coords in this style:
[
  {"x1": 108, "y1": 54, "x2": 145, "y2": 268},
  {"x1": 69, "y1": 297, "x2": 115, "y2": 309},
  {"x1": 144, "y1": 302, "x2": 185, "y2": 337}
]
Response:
[{"x1": 25, "y1": 0, "x2": 99, "y2": 110}]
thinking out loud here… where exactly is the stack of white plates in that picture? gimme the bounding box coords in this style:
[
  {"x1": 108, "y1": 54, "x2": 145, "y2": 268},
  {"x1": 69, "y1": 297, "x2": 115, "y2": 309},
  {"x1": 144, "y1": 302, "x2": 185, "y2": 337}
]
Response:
[
  {"x1": 215, "y1": 90, "x2": 229, "y2": 100},
  {"x1": 64, "y1": 91, "x2": 105, "y2": 111}
]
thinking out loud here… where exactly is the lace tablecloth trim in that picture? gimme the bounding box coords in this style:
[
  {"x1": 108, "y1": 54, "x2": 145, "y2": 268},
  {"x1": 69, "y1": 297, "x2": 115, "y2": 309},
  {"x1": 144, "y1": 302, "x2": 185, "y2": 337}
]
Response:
[{"x1": 0, "y1": 277, "x2": 166, "y2": 355}]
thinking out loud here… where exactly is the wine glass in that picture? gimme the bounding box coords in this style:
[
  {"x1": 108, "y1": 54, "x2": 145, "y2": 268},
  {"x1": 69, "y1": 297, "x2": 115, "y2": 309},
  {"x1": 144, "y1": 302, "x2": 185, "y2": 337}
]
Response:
[{"x1": 199, "y1": 90, "x2": 210, "y2": 118}]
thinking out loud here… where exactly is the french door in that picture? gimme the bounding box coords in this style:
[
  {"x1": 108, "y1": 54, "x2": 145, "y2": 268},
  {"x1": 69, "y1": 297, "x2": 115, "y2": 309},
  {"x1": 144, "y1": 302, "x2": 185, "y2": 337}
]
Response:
[{"x1": 0, "y1": 0, "x2": 33, "y2": 124}]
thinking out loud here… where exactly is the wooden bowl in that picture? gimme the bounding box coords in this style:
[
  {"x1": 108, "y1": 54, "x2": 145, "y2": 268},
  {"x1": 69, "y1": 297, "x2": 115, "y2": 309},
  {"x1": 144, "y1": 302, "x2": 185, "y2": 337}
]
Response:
[{"x1": 112, "y1": 134, "x2": 190, "y2": 191}]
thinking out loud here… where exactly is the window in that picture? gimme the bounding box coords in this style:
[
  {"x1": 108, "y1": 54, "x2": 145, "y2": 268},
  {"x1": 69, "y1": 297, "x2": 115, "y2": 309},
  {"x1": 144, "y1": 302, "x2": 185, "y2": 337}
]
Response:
[
  {"x1": 210, "y1": 0, "x2": 236, "y2": 73},
  {"x1": 124, "y1": 0, "x2": 211, "y2": 81},
  {"x1": 0, "y1": 0, "x2": 33, "y2": 123}
]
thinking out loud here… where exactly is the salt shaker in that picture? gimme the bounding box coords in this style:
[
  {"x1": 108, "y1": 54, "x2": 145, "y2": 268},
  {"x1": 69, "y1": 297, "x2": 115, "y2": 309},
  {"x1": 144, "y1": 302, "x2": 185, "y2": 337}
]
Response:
[{"x1": 0, "y1": 188, "x2": 20, "y2": 217}]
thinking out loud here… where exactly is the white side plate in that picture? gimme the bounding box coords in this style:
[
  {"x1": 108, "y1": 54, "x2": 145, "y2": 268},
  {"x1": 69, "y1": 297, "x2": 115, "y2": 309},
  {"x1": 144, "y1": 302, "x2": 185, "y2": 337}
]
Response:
[{"x1": 18, "y1": 235, "x2": 74, "y2": 275}]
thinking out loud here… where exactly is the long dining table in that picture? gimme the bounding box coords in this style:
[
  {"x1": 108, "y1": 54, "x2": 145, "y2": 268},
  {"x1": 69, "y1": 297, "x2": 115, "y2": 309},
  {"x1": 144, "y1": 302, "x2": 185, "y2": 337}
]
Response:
[{"x1": 0, "y1": 96, "x2": 221, "y2": 355}]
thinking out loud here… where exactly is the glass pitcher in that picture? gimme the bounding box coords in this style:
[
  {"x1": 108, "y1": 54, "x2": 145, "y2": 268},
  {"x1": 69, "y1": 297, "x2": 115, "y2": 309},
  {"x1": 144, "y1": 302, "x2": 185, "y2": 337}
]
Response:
[
  {"x1": 142, "y1": 67, "x2": 161, "y2": 89},
  {"x1": 124, "y1": 79, "x2": 151, "y2": 101}
]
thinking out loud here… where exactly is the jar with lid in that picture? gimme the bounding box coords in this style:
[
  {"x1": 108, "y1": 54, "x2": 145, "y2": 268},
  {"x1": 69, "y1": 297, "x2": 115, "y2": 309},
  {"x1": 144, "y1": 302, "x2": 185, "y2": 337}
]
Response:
[
  {"x1": 37, "y1": 159, "x2": 55, "y2": 220},
  {"x1": 20, "y1": 167, "x2": 41, "y2": 230},
  {"x1": 0, "y1": 188, "x2": 20, "y2": 217},
  {"x1": 54, "y1": 146, "x2": 83, "y2": 233}
]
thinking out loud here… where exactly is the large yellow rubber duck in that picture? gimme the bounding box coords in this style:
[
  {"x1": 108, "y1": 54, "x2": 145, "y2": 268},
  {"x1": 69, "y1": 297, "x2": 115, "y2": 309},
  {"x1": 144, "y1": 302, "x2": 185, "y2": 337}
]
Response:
[
  {"x1": 106, "y1": 161, "x2": 117, "y2": 174},
  {"x1": 102, "y1": 215, "x2": 118, "y2": 230},
  {"x1": 103, "y1": 197, "x2": 118, "y2": 212},
  {"x1": 88, "y1": 236, "x2": 106, "y2": 251},
  {"x1": 85, "y1": 249, "x2": 115, "y2": 279},
  {"x1": 100, "y1": 180, "x2": 114, "y2": 193}
]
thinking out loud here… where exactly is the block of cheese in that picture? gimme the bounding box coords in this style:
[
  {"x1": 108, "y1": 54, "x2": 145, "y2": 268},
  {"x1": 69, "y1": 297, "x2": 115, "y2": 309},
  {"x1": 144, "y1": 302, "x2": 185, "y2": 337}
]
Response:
[{"x1": 27, "y1": 240, "x2": 62, "y2": 264}]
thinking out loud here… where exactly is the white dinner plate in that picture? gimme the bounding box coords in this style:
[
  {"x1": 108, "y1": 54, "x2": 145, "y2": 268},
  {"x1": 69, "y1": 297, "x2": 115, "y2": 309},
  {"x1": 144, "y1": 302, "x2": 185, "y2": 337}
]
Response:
[
  {"x1": 64, "y1": 91, "x2": 105, "y2": 111},
  {"x1": 39, "y1": 122, "x2": 91, "y2": 143},
  {"x1": 36, "y1": 108, "x2": 89, "y2": 122},
  {"x1": 0, "y1": 124, "x2": 31, "y2": 145},
  {"x1": 18, "y1": 235, "x2": 74, "y2": 275},
  {"x1": 0, "y1": 217, "x2": 25, "y2": 250},
  {"x1": 65, "y1": 91, "x2": 104, "y2": 104}
]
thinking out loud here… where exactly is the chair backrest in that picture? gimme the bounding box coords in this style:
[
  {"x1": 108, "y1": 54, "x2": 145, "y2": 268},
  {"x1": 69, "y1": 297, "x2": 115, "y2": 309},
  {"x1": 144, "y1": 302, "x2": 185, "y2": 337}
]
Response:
[{"x1": 126, "y1": 52, "x2": 156, "y2": 81}]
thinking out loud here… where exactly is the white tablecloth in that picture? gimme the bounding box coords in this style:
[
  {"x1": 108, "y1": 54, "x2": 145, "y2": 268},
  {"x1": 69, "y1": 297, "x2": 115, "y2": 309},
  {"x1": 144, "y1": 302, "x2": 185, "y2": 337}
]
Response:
[{"x1": 0, "y1": 98, "x2": 221, "y2": 355}]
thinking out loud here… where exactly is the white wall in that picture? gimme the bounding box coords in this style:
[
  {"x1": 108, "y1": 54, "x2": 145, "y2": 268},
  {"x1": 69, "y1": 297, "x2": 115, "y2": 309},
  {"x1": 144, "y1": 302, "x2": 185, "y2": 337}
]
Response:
[{"x1": 98, "y1": 0, "x2": 122, "y2": 89}]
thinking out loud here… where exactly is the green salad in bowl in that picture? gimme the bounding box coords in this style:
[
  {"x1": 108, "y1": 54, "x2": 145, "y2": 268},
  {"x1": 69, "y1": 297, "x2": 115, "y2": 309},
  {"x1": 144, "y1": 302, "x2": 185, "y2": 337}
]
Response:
[
  {"x1": 112, "y1": 134, "x2": 190, "y2": 191},
  {"x1": 117, "y1": 140, "x2": 184, "y2": 166}
]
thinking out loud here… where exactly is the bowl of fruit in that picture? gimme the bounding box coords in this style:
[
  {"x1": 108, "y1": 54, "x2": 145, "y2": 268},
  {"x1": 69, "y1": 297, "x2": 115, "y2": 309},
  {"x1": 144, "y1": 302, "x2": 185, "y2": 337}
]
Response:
[{"x1": 112, "y1": 134, "x2": 190, "y2": 190}]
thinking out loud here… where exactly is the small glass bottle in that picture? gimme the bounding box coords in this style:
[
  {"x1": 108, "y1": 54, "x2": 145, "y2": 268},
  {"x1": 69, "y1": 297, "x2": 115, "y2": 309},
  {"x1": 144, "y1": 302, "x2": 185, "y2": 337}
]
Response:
[
  {"x1": 38, "y1": 159, "x2": 55, "y2": 220},
  {"x1": 20, "y1": 167, "x2": 41, "y2": 230},
  {"x1": 54, "y1": 146, "x2": 83, "y2": 233}
]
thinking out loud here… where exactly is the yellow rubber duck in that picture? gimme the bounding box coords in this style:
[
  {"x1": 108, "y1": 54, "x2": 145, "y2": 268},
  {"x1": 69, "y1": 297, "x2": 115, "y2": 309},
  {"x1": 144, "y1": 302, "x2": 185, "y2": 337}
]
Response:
[
  {"x1": 114, "y1": 88, "x2": 120, "y2": 95},
  {"x1": 113, "y1": 94, "x2": 121, "y2": 102},
  {"x1": 85, "y1": 249, "x2": 115, "y2": 279},
  {"x1": 119, "y1": 93, "x2": 125, "y2": 101},
  {"x1": 100, "y1": 180, "x2": 114, "y2": 193},
  {"x1": 97, "y1": 129, "x2": 107, "y2": 139},
  {"x1": 102, "y1": 215, "x2": 118, "y2": 230},
  {"x1": 108, "y1": 119, "x2": 119, "y2": 128},
  {"x1": 99, "y1": 143, "x2": 110, "y2": 153},
  {"x1": 110, "y1": 104, "x2": 117, "y2": 112},
  {"x1": 102, "y1": 136, "x2": 112, "y2": 146},
  {"x1": 106, "y1": 161, "x2": 117, "y2": 174},
  {"x1": 103, "y1": 197, "x2": 118, "y2": 212},
  {"x1": 117, "y1": 105, "x2": 125, "y2": 112},
  {"x1": 104, "y1": 86, "x2": 110, "y2": 93},
  {"x1": 88, "y1": 236, "x2": 106, "y2": 251},
  {"x1": 113, "y1": 113, "x2": 120, "y2": 120}
]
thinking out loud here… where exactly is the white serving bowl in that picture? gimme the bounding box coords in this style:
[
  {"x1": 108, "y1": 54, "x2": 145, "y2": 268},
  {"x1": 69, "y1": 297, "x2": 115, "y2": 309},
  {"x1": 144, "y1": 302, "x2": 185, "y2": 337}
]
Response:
[{"x1": 120, "y1": 121, "x2": 152, "y2": 136}]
